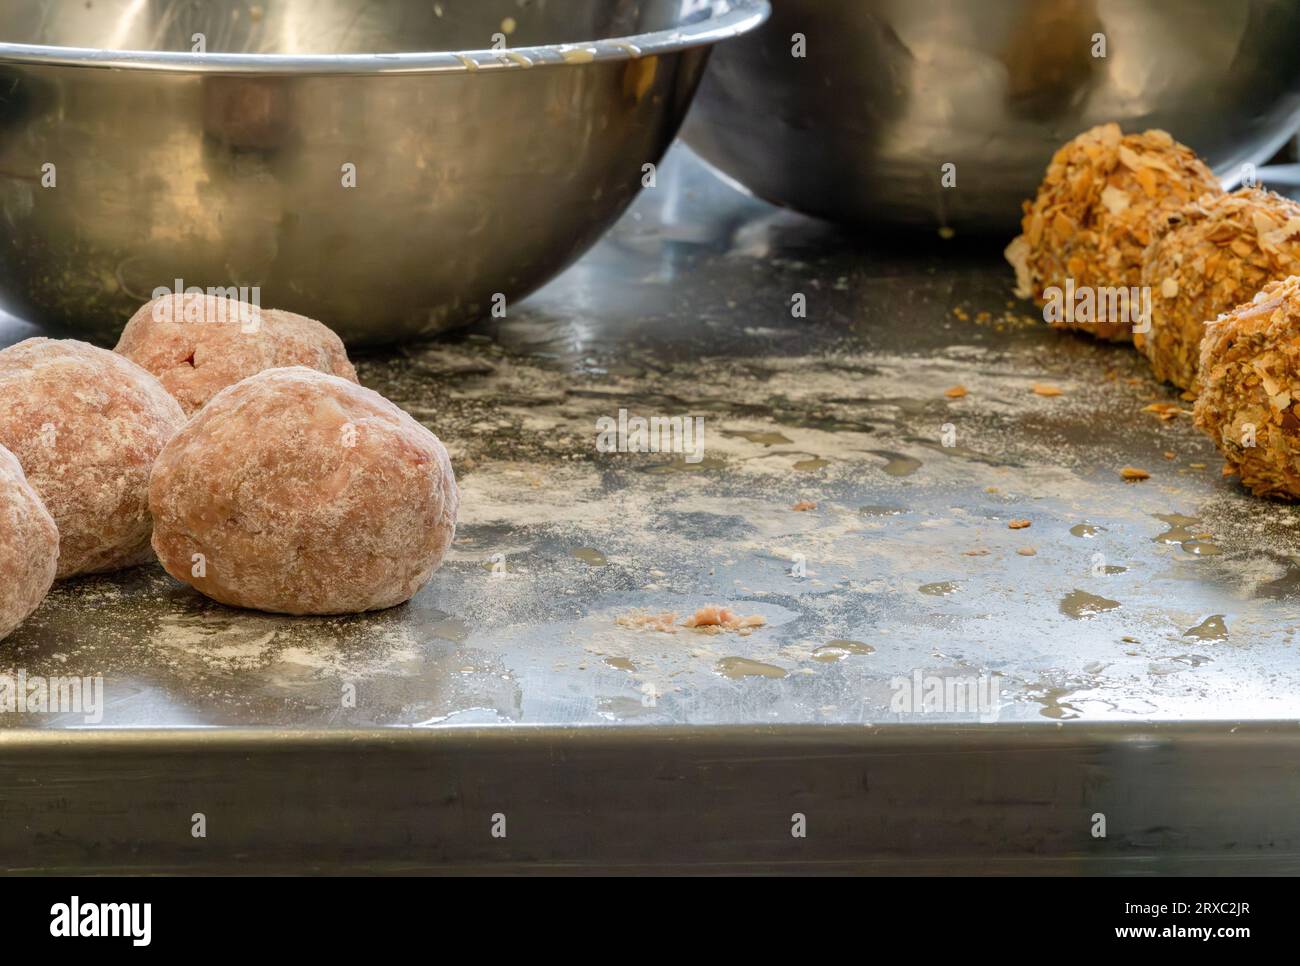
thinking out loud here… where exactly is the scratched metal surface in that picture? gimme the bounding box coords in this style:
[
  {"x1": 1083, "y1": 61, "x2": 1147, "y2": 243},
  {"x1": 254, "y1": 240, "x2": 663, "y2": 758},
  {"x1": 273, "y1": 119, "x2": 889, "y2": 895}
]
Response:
[{"x1": 3, "y1": 145, "x2": 1300, "y2": 731}]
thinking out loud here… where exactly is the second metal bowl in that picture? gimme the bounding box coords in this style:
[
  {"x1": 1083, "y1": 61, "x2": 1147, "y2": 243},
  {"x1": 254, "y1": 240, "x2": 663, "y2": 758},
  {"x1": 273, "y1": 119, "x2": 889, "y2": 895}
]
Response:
[{"x1": 683, "y1": 0, "x2": 1300, "y2": 233}]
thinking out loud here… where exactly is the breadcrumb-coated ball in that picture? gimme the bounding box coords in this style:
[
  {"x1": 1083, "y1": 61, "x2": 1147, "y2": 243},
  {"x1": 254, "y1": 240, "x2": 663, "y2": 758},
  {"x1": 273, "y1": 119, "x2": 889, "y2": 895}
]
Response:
[
  {"x1": 0, "y1": 444, "x2": 58, "y2": 641},
  {"x1": 1195, "y1": 274, "x2": 1300, "y2": 499},
  {"x1": 115, "y1": 293, "x2": 358, "y2": 416},
  {"x1": 149, "y1": 367, "x2": 459, "y2": 615},
  {"x1": 1006, "y1": 123, "x2": 1221, "y2": 342},
  {"x1": 0, "y1": 339, "x2": 186, "y2": 578},
  {"x1": 1138, "y1": 188, "x2": 1300, "y2": 392}
]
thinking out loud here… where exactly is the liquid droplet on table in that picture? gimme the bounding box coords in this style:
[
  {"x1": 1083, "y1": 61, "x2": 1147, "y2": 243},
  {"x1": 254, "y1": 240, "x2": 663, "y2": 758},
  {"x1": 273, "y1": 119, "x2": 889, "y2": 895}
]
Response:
[
  {"x1": 1034, "y1": 686, "x2": 1083, "y2": 720},
  {"x1": 871, "y1": 450, "x2": 922, "y2": 477},
  {"x1": 1059, "y1": 589, "x2": 1120, "y2": 619},
  {"x1": 1168, "y1": 653, "x2": 1213, "y2": 667},
  {"x1": 793, "y1": 456, "x2": 830, "y2": 472},
  {"x1": 715, "y1": 656, "x2": 787, "y2": 679},
  {"x1": 859, "y1": 505, "x2": 908, "y2": 517},
  {"x1": 812, "y1": 640, "x2": 876, "y2": 662},
  {"x1": 722, "y1": 429, "x2": 793, "y2": 446},
  {"x1": 1152, "y1": 512, "x2": 1201, "y2": 544},
  {"x1": 1184, "y1": 614, "x2": 1228, "y2": 641},
  {"x1": 919, "y1": 581, "x2": 959, "y2": 597}
]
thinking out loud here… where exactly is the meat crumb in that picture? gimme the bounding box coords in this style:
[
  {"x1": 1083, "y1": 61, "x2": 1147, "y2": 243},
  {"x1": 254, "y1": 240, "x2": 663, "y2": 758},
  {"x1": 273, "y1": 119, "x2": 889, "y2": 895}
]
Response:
[
  {"x1": 683, "y1": 606, "x2": 766, "y2": 630},
  {"x1": 1142, "y1": 402, "x2": 1181, "y2": 421},
  {"x1": 616, "y1": 607, "x2": 767, "y2": 636}
]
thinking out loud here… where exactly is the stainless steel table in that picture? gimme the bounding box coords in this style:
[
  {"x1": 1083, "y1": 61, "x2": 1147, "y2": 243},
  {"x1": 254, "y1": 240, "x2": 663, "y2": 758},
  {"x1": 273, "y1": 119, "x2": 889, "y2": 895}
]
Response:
[{"x1": 3, "y1": 147, "x2": 1299, "y2": 874}]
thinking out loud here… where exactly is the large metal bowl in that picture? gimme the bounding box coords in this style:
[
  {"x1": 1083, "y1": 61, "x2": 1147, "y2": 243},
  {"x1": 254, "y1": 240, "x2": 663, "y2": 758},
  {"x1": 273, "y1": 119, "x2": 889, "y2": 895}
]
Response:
[
  {"x1": 0, "y1": 0, "x2": 768, "y2": 345},
  {"x1": 683, "y1": 0, "x2": 1300, "y2": 233}
]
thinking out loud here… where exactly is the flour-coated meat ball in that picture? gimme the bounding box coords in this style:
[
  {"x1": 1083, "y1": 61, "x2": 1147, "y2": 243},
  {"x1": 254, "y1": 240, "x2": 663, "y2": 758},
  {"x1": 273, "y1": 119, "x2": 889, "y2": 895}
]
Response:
[
  {"x1": 149, "y1": 366, "x2": 459, "y2": 615},
  {"x1": 1195, "y1": 274, "x2": 1300, "y2": 499},
  {"x1": 115, "y1": 293, "x2": 358, "y2": 415},
  {"x1": 0, "y1": 444, "x2": 59, "y2": 641},
  {"x1": 0, "y1": 339, "x2": 186, "y2": 578},
  {"x1": 1005, "y1": 123, "x2": 1220, "y2": 342}
]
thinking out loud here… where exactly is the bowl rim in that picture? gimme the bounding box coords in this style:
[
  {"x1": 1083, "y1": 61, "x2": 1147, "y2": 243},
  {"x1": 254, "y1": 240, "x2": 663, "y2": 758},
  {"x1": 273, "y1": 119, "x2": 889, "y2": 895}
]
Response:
[{"x1": 0, "y1": 0, "x2": 770, "y2": 74}]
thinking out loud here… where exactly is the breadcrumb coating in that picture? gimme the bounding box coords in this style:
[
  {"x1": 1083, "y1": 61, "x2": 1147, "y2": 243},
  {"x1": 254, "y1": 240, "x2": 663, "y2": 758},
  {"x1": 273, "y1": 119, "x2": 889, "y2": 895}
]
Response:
[
  {"x1": 1006, "y1": 123, "x2": 1220, "y2": 342},
  {"x1": 1195, "y1": 274, "x2": 1300, "y2": 498},
  {"x1": 1138, "y1": 188, "x2": 1300, "y2": 391}
]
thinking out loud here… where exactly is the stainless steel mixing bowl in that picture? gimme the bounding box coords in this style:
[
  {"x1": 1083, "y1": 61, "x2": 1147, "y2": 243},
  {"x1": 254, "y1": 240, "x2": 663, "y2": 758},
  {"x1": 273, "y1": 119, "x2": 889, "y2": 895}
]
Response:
[
  {"x1": 683, "y1": 0, "x2": 1300, "y2": 233},
  {"x1": 0, "y1": 0, "x2": 768, "y2": 345}
]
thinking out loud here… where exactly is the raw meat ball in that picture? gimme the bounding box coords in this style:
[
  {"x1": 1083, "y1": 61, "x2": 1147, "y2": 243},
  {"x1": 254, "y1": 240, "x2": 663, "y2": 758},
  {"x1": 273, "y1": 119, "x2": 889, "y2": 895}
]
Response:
[
  {"x1": 1005, "y1": 123, "x2": 1221, "y2": 341},
  {"x1": 0, "y1": 444, "x2": 59, "y2": 641},
  {"x1": 1138, "y1": 188, "x2": 1300, "y2": 391},
  {"x1": 115, "y1": 293, "x2": 358, "y2": 415},
  {"x1": 1195, "y1": 274, "x2": 1300, "y2": 499},
  {"x1": 0, "y1": 339, "x2": 186, "y2": 578},
  {"x1": 149, "y1": 366, "x2": 459, "y2": 615}
]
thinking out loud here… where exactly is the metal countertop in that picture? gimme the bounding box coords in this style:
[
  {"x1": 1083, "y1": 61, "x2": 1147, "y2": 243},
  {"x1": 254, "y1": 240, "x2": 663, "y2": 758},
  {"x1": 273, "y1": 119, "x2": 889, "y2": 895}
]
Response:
[{"x1": 5, "y1": 146, "x2": 1300, "y2": 730}]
